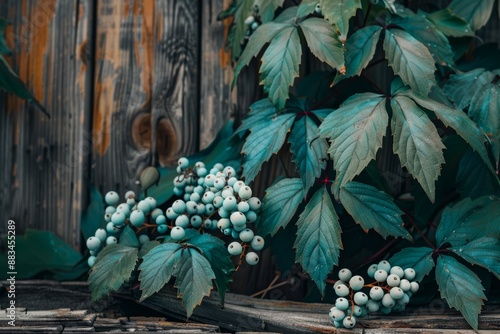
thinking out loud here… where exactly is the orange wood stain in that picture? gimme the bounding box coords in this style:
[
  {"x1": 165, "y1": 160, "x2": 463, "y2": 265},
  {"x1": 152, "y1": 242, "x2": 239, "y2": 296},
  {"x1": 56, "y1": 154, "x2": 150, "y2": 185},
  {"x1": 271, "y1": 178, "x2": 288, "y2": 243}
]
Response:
[
  {"x1": 29, "y1": 0, "x2": 57, "y2": 103},
  {"x1": 156, "y1": 7, "x2": 163, "y2": 45},
  {"x1": 78, "y1": 40, "x2": 87, "y2": 98},
  {"x1": 219, "y1": 0, "x2": 233, "y2": 69},
  {"x1": 77, "y1": 1, "x2": 87, "y2": 99},
  {"x1": 93, "y1": 0, "x2": 122, "y2": 155},
  {"x1": 140, "y1": 0, "x2": 154, "y2": 105}
]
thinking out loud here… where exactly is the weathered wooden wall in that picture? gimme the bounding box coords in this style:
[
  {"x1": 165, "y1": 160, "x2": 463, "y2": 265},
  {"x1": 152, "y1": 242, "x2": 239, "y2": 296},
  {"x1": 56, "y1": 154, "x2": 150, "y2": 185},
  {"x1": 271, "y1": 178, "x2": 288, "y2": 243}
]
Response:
[
  {"x1": 0, "y1": 0, "x2": 240, "y2": 251},
  {"x1": 0, "y1": 0, "x2": 93, "y2": 249}
]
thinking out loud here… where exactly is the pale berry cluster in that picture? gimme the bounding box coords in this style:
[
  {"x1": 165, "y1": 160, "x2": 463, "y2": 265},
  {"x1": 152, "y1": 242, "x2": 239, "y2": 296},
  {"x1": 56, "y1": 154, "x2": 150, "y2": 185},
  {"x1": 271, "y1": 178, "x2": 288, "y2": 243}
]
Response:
[
  {"x1": 85, "y1": 190, "x2": 155, "y2": 266},
  {"x1": 243, "y1": 4, "x2": 261, "y2": 40},
  {"x1": 170, "y1": 157, "x2": 264, "y2": 265},
  {"x1": 329, "y1": 260, "x2": 419, "y2": 329},
  {"x1": 85, "y1": 157, "x2": 264, "y2": 268}
]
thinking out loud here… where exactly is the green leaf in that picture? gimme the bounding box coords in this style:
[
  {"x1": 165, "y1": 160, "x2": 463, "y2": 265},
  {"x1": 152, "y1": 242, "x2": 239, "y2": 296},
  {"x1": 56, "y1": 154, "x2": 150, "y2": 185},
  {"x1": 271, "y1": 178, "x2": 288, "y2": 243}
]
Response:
[
  {"x1": 443, "y1": 68, "x2": 493, "y2": 110},
  {"x1": 0, "y1": 55, "x2": 49, "y2": 117},
  {"x1": 389, "y1": 247, "x2": 435, "y2": 281},
  {"x1": 392, "y1": 4, "x2": 414, "y2": 18},
  {"x1": 80, "y1": 185, "x2": 105, "y2": 241},
  {"x1": 383, "y1": 29, "x2": 436, "y2": 95},
  {"x1": 258, "y1": 178, "x2": 304, "y2": 236},
  {"x1": 119, "y1": 226, "x2": 140, "y2": 248},
  {"x1": 260, "y1": 26, "x2": 302, "y2": 109},
  {"x1": 190, "y1": 233, "x2": 234, "y2": 305},
  {"x1": 297, "y1": 0, "x2": 318, "y2": 17},
  {"x1": 390, "y1": 76, "x2": 408, "y2": 95},
  {"x1": 468, "y1": 83, "x2": 500, "y2": 165},
  {"x1": 234, "y1": 99, "x2": 278, "y2": 138},
  {"x1": 0, "y1": 229, "x2": 84, "y2": 280},
  {"x1": 138, "y1": 240, "x2": 161, "y2": 258},
  {"x1": 138, "y1": 243, "x2": 182, "y2": 301},
  {"x1": 294, "y1": 186, "x2": 342, "y2": 295},
  {"x1": 312, "y1": 108, "x2": 334, "y2": 121},
  {"x1": 320, "y1": 0, "x2": 361, "y2": 43},
  {"x1": 436, "y1": 255, "x2": 486, "y2": 330},
  {"x1": 390, "y1": 95, "x2": 446, "y2": 202},
  {"x1": 451, "y1": 237, "x2": 500, "y2": 280},
  {"x1": 231, "y1": 0, "x2": 255, "y2": 60},
  {"x1": 319, "y1": 93, "x2": 387, "y2": 187},
  {"x1": 89, "y1": 244, "x2": 138, "y2": 302},
  {"x1": 391, "y1": 15, "x2": 455, "y2": 67},
  {"x1": 273, "y1": 6, "x2": 299, "y2": 23},
  {"x1": 233, "y1": 22, "x2": 289, "y2": 88},
  {"x1": 0, "y1": 17, "x2": 12, "y2": 56},
  {"x1": 427, "y1": 8, "x2": 474, "y2": 37},
  {"x1": 456, "y1": 149, "x2": 500, "y2": 199},
  {"x1": 339, "y1": 182, "x2": 411, "y2": 239},
  {"x1": 146, "y1": 120, "x2": 242, "y2": 205},
  {"x1": 299, "y1": 18, "x2": 345, "y2": 72},
  {"x1": 289, "y1": 115, "x2": 328, "y2": 194},
  {"x1": 255, "y1": 0, "x2": 285, "y2": 22},
  {"x1": 242, "y1": 113, "x2": 295, "y2": 182},
  {"x1": 436, "y1": 196, "x2": 500, "y2": 247},
  {"x1": 405, "y1": 90, "x2": 495, "y2": 174},
  {"x1": 343, "y1": 26, "x2": 382, "y2": 79},
  {"x1": 449, "y1": 0, "x2": 494, "y2": 31},
  {"x1": 173, "y1": 247, "x2": 216, "y2": 318}
]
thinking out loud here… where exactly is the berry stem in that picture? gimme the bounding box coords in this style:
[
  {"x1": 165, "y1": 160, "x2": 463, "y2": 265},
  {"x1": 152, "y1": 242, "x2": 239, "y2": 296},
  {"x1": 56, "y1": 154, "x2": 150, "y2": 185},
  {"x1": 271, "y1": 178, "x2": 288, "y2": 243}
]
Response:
[
  {"x1": 361, "y1": 72, "x2": 386, "y2": 95},
  {"x1": 135, "y1": 223, "x2": 160, "y2": 233},
  {"x1": 326, "y1": 278, "x2": 338, "y2": 285},
  {"x1": 364, "y1": 282, "x2": 391, "y2": 292}
]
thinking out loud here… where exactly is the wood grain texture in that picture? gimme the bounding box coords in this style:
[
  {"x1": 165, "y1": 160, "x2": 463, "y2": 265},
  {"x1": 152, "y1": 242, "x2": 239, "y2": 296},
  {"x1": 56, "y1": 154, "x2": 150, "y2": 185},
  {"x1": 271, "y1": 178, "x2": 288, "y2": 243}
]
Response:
[
  {"x1": 92, "y1": 0, "x2": 156, "y2": 197},
  {"x1": 117, "y1": 285, "x2": 500, "y2": 334},
  {"x1": 199, "y1": 0, "x2": 235, "y2": 149},
  {"x1": 151, "y1": 0, "x2": 200, "y2": 167},
  {"x1": 0, "y1": 0, "x2": 93, "y2": 250}
]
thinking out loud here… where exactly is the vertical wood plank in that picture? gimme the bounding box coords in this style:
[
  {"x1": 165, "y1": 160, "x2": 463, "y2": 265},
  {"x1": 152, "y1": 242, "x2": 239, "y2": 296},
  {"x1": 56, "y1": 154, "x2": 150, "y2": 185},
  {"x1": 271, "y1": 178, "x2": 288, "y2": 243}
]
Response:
[
  {"x1": 92, "y1": 0, "x2": 155, "y2": 195},
  {"x1": 0, "y1": 0, "x2": 93, "y2": 250},
  {"x1": 199, "y1": 0, "x2": 235, "y2": 149},
  {"x1": 151, "y1": 0, "x2": 200, "y2": 167}
]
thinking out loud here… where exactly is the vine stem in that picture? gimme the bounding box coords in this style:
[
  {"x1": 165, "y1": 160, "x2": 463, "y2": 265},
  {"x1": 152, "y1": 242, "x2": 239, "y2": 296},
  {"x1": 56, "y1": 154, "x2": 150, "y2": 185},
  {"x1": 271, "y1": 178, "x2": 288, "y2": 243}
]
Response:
[
  {"x1": 362, "y1": 72, "x2": 386, "y2": 95},
  {"x1": 352, "y1": 238, "x2": 397, "y2": 269},
  {"x1": 405, "y1": 214, "x2": 435, "y2": 249},
  {"x1": 250, "y1": 272, "x2": 290, "y2": 298}
]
